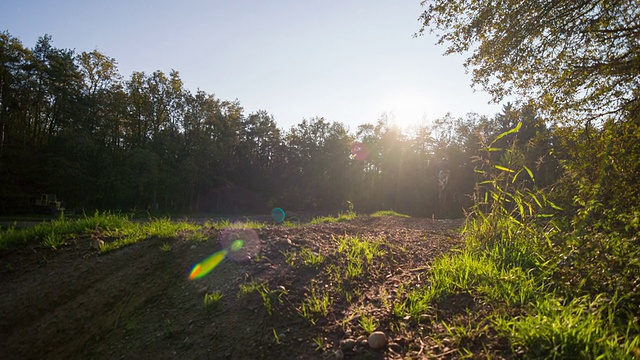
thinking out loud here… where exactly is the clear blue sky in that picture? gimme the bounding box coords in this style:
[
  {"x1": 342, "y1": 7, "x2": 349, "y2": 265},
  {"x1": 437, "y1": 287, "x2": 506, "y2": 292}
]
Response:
[{"x1": 1, "y1": 0, "x2": 503, "y2": 131}]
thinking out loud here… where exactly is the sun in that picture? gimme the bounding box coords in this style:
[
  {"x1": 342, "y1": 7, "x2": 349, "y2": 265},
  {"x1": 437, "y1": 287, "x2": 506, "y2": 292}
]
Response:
[{"x1": 376, "y1": 88, "x2": 442, "y2": 129}]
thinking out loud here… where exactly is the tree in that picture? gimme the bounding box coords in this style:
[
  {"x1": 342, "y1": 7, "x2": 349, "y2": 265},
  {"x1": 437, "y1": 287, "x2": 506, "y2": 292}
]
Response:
[{"x1": 418, "y1": 0, "x2": 640, "y2": 123}]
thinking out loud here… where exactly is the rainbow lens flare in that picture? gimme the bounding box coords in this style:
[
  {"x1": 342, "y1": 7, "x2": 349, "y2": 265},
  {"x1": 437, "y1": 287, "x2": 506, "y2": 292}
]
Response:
[
  {"x1": 188, "y1": 239, "x2": 245, "y2": 280},
  {"x1": 189, "y1": 249, "x2": 227, "y2": 280}
]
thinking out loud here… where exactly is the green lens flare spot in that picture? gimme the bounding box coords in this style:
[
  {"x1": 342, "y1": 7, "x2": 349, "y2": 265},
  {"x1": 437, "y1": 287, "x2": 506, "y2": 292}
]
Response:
[{"x1": 230, "y1": 239, "x2": 244, "y2": 252}]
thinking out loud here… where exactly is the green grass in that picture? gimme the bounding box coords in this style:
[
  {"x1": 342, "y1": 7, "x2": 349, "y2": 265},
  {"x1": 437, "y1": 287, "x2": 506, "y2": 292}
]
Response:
[
  {"x1": 0, "y1": 211, "x2": 207, "y2": 252},
  {"x1": 299, "y1": 287, "x2": 330, "y2": 325},
  {"x1": 238, "y1": 280, "x2": 287, "y2": 316},
  {"x1": 203, "y1": 291, "x2": 223, "y2": 309},
  {"x1": 210, "y1": 219, "x2": 266, "y2": 230},
  {"x1": 309, "y1": 211, "x2": 357, "y2": 224},
  {"x1": 370, "y1": 210, "x2": 410, "y2": 218},
  {"x1": 358, "y1": 314, "x2": 379, "y2": 334},
  {"x1": 299, "y1": 247, "x2": 325, "y2": 267},
  {"x1": 493, "y1": 295, "x2": 640, "y2": 359}
]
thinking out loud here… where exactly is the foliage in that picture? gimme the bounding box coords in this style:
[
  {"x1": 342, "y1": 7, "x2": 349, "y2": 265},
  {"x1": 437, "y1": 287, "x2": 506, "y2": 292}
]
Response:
[
  {"x1": 409, "y1": 124, "x2": 640, "y2": 358},
  {"x1": 418, "y1": 0, "x2": 640, "y2": 122}
]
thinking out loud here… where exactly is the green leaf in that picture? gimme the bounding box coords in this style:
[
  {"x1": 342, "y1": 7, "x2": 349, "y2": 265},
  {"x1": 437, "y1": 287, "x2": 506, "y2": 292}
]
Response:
[
  {"x1": 494, "y1": 165, "x2": 515, "y2": 173},
  {"x1": 489, "y1": 122, "x2": 522, "y2": 147},
  {"x1": 523, "y1": 165, "x2": 535, "y2": 183}
]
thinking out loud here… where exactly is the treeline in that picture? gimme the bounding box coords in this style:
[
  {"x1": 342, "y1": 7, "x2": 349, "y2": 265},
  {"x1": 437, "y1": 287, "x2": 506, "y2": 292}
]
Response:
[{"x1": 0, "y1": 32, "x2": 558, "y2": 216}]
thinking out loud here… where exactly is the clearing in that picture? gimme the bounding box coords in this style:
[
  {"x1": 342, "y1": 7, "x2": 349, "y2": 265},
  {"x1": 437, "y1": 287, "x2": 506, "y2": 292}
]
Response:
[{"x1": 0, "y1": 215, "x2": 487, "y2": 359}]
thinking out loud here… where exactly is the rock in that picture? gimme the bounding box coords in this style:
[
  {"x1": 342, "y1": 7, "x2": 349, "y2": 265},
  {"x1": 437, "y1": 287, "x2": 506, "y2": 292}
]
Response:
[
  {"x1": 367, "y1": 331, "x2": 387, "y2": 350},
  {"x1": 334, "y1": 349, "x2": 344, "y2": 360},
  {"x1": 339, "y1": 338, "x2": 356, "y2": 351},
  {"x1": 356, "y1": 335, "x2": 367, "y2": 344}
]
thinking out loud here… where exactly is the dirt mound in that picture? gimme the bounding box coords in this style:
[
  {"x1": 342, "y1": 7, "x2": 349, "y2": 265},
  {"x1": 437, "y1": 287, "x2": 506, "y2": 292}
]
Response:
[{"x1": 0, "y1": 216, "x2": 465, "y2": 359}]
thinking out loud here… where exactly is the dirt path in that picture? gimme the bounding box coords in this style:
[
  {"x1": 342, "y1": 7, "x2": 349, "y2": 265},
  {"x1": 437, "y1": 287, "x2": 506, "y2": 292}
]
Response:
[{"x1": 0, "y1": 216, "x2": 464, "y2": 359}]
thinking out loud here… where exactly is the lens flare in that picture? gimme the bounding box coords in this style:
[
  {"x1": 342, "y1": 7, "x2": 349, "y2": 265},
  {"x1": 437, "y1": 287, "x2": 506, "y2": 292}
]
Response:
[
  {"x1": 271, "y1": 207, "x2": 286, "y2": 223},
  {"x1": 189, "y1": 229, "x2": 259, "y2": 280},
  {"x1": 189, "y1": 249, "x2": 228, "y2": 280},
  {"x1": 230, "y1": 239, "x2": 244, "y2": 251}
]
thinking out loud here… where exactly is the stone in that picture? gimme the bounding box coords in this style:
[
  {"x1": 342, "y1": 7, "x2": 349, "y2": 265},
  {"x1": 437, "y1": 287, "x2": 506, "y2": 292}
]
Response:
[
  {"x1": 334, "y1": 349, "x2": 344, "y2": 360},
  {"x1": 339, "y1": 338, "x2": 356, "y2": 351},
  {"x1": 367, "y1": 331, "x2": 387, "y2": 350}
]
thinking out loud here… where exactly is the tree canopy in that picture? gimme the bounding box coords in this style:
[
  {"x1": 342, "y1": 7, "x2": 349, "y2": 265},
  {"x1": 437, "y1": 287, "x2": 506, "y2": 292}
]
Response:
[{"x1": 418, "y1": 0, "x2": 640, "y2": 123}]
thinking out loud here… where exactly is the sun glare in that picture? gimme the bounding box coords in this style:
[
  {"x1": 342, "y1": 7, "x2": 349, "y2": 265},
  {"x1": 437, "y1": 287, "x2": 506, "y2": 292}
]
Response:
[{"x1": 376, "y1": 88, "x2": 443, "y2": 130}]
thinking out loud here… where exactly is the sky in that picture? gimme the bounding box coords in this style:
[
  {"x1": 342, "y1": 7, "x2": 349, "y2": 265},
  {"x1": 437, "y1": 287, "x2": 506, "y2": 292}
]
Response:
[{"x1": 0, "y1": 0, "x2": 504, "y2": 132}]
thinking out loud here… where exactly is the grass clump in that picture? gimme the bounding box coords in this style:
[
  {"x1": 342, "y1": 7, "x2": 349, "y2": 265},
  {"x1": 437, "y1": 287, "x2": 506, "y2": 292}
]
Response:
[
  {"x1": 299, "y1": 287, "x2": 330, "y2": 325},
  {"x1": 309, "y1": 210, "x2": 357, "y2": 224},
  {"x1": 370, "y1": 210, "x2": 410, "y2": 218},
  {"x1": 203, "y1": 291, "x2": 223, "y2": 309}
]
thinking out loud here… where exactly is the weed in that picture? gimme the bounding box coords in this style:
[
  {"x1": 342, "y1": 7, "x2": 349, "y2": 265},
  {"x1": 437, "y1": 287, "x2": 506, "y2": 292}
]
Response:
[
  {"x1": 272, "y1": 328, "x2": 281, "y2": 344},
  {"x1": 358, "y1": 314, "x2": 379, "y2": 334},
  {"x1": 346, "y1": 261, "x2": 364, "y2": 279},
  {"x1": 159, "y1": 242, "x2": 171, "y2": 251},
  {"x1": 42, "y1": 232, "x2": 65, "y2": 250},
  {"x1": 238, "y1": 280, "x2": 286, "y2": 316},
  {"x1": 281, "y1": 249, "x2": 297, "y2": 267},
  {"x1": 299, "y1": 247, "x2": 325, "y2": 267},
  {"x1": 392, "y1": 300, "x2": 407, "y2": 318},
  {"x1": 299, "y1": 287, "x2": 330, "y2": 324},
  {"x1": 204, "y1": 291, "x2": 223, "y2": 309},
  {"x1": 312, "y1": 336, "x2": 325, "y2": 351}
]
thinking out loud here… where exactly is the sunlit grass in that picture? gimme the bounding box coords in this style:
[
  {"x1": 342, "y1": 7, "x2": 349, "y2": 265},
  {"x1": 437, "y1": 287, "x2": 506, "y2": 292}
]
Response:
[
  {"x1": 493, "y1": 294, "x2": 640, "y2": 359},
  {"x1": 210, "y1": 219, "x2": 266, "y2": 230},
  {"x1": 309, "y1": 211, "x2": 357, "y2": 224},
  {"x1": 370, "y1": 210, "x2": 410, "y2": 218},
  {"x1": 0, "y1": 211, "x2": 207, "y2": 252},
  {"x1": 0, "y1": 211, "x2": 134, "y2": 250}
]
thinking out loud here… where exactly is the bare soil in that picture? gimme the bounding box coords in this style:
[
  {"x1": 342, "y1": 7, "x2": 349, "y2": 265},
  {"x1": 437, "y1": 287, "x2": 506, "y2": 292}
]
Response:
[{"x1": 0, "y1": 215, "x2": 492, "y2": 360}]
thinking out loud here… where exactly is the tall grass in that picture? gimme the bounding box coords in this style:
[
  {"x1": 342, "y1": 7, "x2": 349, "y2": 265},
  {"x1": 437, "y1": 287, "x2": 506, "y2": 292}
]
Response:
[{"x1": 412, "y1": 123, "x2": 640, "y2": 358}]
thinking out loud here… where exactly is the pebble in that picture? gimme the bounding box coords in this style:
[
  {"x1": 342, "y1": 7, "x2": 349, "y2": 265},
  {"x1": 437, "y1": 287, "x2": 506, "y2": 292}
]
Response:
[
  {"x1": 368, "y1": 331, "x2": 387, "y2": 350},
  {"x1": 334, "y1": 349, "x2": 344, "y2": 360},
  {"x1": 339, "y1": 338, "x2": 355, "y2": 350}
]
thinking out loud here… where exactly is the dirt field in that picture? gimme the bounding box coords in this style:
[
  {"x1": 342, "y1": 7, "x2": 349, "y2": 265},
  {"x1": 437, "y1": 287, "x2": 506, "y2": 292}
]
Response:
[{"x1": 0, "y1": 216, "x2": 470, "y2": 359}]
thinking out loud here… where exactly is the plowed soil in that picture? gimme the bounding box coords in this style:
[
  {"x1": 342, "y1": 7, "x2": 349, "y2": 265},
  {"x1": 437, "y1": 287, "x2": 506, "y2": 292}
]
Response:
[{"x1": 0, "y1": 216, "x2": 469, "y2": 359}]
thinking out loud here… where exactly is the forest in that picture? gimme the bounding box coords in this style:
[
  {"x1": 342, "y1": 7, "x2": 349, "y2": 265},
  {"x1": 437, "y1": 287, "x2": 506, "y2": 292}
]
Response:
[{"x1": 1, "y1": 32, "x2": 560, "y2": 218}]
